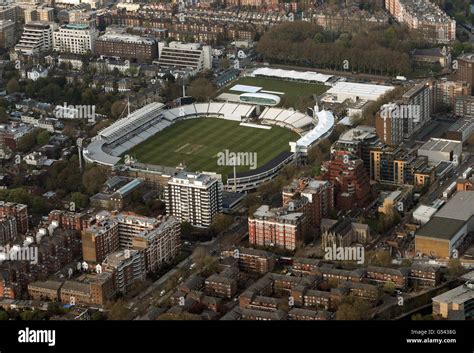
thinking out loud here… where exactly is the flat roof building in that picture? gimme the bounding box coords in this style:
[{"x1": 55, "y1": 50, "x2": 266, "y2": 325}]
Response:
[
  {"x1": 416, "y1": 191, "x2": 474, "y2": 258},
  {"x1": 323, "y1": 82, "x2": 394, "y2": 103}
]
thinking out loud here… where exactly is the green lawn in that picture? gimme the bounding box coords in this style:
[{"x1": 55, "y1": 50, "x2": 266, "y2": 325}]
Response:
[
  {"x1": 223, "y1": 76, "x2": 328, "y2": 106},
  {"x1": 126, "y1": 118, "x2": 299, "y2": 176}
]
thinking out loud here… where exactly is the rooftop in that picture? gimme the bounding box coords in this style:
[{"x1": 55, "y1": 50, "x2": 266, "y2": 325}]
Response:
[
  {"x1": 416, "y1": 216, "x2": 466, "y2": 240},
  {"x1": 419, "y1": 138, "x2": 461, "y2": 153},
  {"x1": 432, "y1": 283, "x2": 474, "y2": 304},
  {"x1": 435, "y1": 191, "x2": 474, "y2": 221}
]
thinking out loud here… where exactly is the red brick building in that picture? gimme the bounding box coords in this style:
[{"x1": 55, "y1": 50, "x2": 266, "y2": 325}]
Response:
[
  {"x1": 0, "y1": 201, "x2": 28, "y2": 234},
  {"x1": 322, "y1": 151, "x2": 373, "y2": 210},
  {"x1": 282, "y1": 178, "x2": 334, "y2": 228},
  {"x1": 248, "y1": 205, "x2": 305, "y2": 251},
  {"x1": 48, "y1": 210, "x2": 90, "y2": 231}
]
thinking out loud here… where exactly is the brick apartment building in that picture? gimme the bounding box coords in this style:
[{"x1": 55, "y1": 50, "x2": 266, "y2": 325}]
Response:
[
  {"x1": 282, "y1": 178, "x2": 334, "y2": 228},
  {"x1": 220, "y1": 247, "x2": 275, "y2": 274},
  {"x1": 95, "y1": 33, "x2": 158, "y2": 63},
  {"x1": 248, "y1": 205, "x2": 305, "y2": 251},
  {"x1": 0, "y1": 201, "x2": 28, "y2": 234},
  {"x1": 322, "y1": 151, "x2": 373, "y2": 210}
]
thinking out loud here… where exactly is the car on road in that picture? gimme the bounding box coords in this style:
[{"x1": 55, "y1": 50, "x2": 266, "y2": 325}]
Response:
[{"x1": 159, "y1": 290, "x2": 166, "y2": 297}]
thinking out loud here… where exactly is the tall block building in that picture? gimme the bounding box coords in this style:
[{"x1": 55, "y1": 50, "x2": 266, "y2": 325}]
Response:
[
  {"x1": 282, "y1": 178, "x2": 334, "y2": 228},
  {"x1": 15, "y1": 22, "x2": 54, "y2": 56},
  {"x1": 375, "y1": 82, "x2": 433, "y2": 145},
  {"x1": 81, "y1": 218, "x2": 120, "y2": 264},
  {"x1": 165, "y1": 172, "x2": 222, "y2": 228},
  {"x1": 322, "y1": 152, "x2": 373, "y2": 210},
  {"x1": 158, "y1": 41, "x2": 212, "y2": 72},
  {"x1": 53, "y1": 23, "x2": 98, "y2": 54},
  {"x1": 456, "y1": 53, "x2": 474, "y2": 94},
  {"x1": 436, "y1": 80, "x2": 471, "y2": 109}
]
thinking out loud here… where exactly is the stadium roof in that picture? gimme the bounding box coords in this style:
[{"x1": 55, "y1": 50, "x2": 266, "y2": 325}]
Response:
[
  {"x1": 295, "y1": 110, "x2": 335, "y2": 148},
  {"x1": 252, "y1": 67, "x2": 333, "y2": 83}
]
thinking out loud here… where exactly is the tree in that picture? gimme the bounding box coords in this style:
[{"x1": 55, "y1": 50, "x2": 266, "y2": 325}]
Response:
[
  {"x1": 82, "y1": 166, "x2": 108, "y2": 195},
  {"x1": 36, "y1": 130, "x2": 51, "y2": 146},
  {"x1": 0, "y1": 310, "x2": 8, "y2": 320},
  {"x1": 335, "y1": 297, "x2": 371, "y2": 320},
  {"x1": 6, "y1": 78, "x2": 19, "y2": 94},
  {"x1": 111, "y1": 100, "x2": 127, "y2": 119},
  {"x1": 369, "y1": 250, "x2": 393, "y2": 267},
  {"x1": 106, "y1": 299, "x2": 130, "y2": 320},
  {"x1": 210, "y1": 213, "x2": 233, "y2": 234},
  {"x1": 70, "y1": 192, "x2": 89, "y2": 209},
  {"x1": 219, "y1": 58, "x2": 230, "y2": 70},
  {"x1": 0, "y1": 107, "x2": 9, "y2": 124},
  {"x1": 16, "y1": 130, "x2": 39, "y2": 153},
  {"x1": 91, "y1": 311, "x2": 106, "y2": 320},
  {"x1": 447, "y1": 258, "x2": 464, "y2": 277},
  {"x1": 383, "y1": 281, "x2": 396, "y2": 295},
  {"x1": 181, "y1": 221, "x2": 194, "y2": 237},
  {"x1": 187, "y1": 78, "x2": 217, "y2": 102}
]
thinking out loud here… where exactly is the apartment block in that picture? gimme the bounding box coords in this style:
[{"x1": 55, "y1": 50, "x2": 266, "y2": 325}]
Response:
[
  {"x1": 436, "y1": 80, "x2": 471, "y2": 109},
  {"x1": 81, "y1": 218, "x2": 120, "y2": 264},
  {"x1": 409, "y1": 264, "x2": 441, "y2": 287},
  {"x1": 48, "y1": 209, "x2": 89, "y2": 231},
  {"x1": 95, "y1": 33, "x2": 158, "y2": 62},
  {"x1": 322, "y1": 151, "x2": 373, "y2": 210},
  {"x1": 60, "y1": 273, "x2": 114, "y2": 306},
  {"x1": 0, "y1": 217, "x2": 18, "y2": 246},
  {"x1": 165, "y1": 172, "x2": 222, "y2": 228},
  {"x1": 15, "y1": 22, "x2": 54, "y2": 56},
  {"x1": 27, "y1": 280, "x2": 63, "y2": 301},
  {"x1": 282, "y1": 178, "x2": 334, "y2": 228},
  {"x1": 131, "y1": 215, "x2": 181, "y2": 273},
  {"x1": 0, "y1": 20, "x2": 15, "y2": 49},
  {"x1": 158, "y1": 41, "x2": 212, "y2": 72},
  {"x1": 53, "y1": 23, "x2": 99, "y2": 54},
  {"x1": 24, "y1": 5, "x2": 54, "y2": 23},
  {"x1": 456, "y1": 53, "x2": 474, "y2": 94},
  {"x1": 221, "y1": 247, "x2": 275, "y2": 274},
  {"x1": 385, "y1": 0, "x2": 455, "y2": 43},
  {"x1": 366, "y1": 266, "x2": 410, "y2": 289},
  {"x1": 248, "y1": 205, "x2": 305, "y2": 251},
  {"x1": 454, "y1": 96, "x2": 474, "y2": 118},
  {"x1": 102, "y1": 249, "x2": 146, "y2": 294},
  {"x1": 0, "y1": 201, "x2": 28, "y2": 234}
]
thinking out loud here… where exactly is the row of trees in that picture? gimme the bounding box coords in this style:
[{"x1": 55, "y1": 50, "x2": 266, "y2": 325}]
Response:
[{"x1": 256, "y1": 22, "x2": 431, "y2": 76}]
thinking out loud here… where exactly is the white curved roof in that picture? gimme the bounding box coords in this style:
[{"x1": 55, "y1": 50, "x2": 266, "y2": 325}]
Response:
[
  {"x1": 253, "y1": 67, "x2": 333, "y2": 83},
  {"x1": 296, "y1": 110, "x2": 335, "y2": 148}
]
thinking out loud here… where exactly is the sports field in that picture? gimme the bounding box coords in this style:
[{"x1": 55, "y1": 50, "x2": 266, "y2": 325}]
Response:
[
  {"x1": 126, "y1": 118, "x2": 299, "y2": 176},
  {"x1": 223, "y1": 77, "x2": 328, "y2": 106}
]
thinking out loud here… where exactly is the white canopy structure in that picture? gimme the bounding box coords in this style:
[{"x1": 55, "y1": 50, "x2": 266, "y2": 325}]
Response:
[{"x1": 252, "y1": 67, "x2": 333, "y2": 84}]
